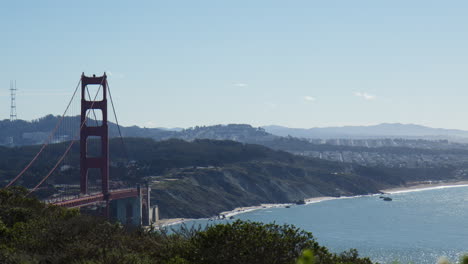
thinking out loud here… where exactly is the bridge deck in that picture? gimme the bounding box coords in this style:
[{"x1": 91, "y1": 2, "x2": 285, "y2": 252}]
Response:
[{"x1": 49, "y1": 188, "x2": 139, "y2": 208}]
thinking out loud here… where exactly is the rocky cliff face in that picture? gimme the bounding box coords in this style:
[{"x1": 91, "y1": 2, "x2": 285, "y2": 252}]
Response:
[{"x1": 150, "y1": 161, "x2": 404, "y2": 219}]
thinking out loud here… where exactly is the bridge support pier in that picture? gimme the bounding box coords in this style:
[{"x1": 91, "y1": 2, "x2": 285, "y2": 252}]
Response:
[{"x1": 109, "y1": 186, "x2": 151, "y2": 226}]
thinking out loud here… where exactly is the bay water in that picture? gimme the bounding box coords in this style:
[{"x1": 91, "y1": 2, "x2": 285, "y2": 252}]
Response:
[{"x1": 175, "y1": 185, "x2": 468, "y2": 264}]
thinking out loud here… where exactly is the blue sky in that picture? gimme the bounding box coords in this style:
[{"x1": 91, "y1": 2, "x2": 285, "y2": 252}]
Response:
[{"x1": 1, "y1": 1, "x2": 468, "y2": 129}]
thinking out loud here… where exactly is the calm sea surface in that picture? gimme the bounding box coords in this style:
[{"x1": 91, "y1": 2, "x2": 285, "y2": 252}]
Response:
[{"x1": 175, "y1": 185, "x2": 468, "y2": 264}]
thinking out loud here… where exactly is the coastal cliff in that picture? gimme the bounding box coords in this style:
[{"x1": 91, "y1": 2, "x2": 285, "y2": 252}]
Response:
[{"x1": 0, "y1": 138, "x2": 461, "y2": 219}]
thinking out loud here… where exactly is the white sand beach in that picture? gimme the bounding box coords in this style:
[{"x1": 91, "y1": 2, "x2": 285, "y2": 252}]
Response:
[{"x1": 156, "y1": 180, "x2": 468, "y2": 227}]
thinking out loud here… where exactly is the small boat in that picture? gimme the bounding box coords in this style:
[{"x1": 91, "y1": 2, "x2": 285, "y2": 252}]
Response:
[
  {"x1": 285, "y1": 205, "x2": 291, "y2": 208},
  {"x1": 295, "y1": 199, "x2": 305, "y2": 205},
  {"x1": 382, "y1": 197, "x2": 392, "y2": 201}
]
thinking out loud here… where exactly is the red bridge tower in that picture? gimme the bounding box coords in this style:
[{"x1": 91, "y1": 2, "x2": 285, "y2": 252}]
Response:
[{"x1": 80, "y1": 73, "x2": 109, "y2": 196}]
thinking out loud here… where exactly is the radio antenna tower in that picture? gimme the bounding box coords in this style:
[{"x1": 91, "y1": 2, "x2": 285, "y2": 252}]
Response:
[{"x1": 10, "y1": 80, "x2": 17, "y2": 121}]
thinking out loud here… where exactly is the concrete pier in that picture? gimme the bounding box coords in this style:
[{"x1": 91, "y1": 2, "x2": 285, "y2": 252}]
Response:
[{"x1": 109, "y1": 186, "x2": 151, "y2": 226}]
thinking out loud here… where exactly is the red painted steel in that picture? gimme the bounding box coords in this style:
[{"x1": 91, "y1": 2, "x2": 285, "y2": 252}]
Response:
[
  {"x1": 52, "y1": 188, "x2": 142, "y2": 208},
  {"x1": 53, "y1": 193, "x2": 105, "y2": 208},
  {"x1": 51, "y1": 74, "x2": 144, "y2": 211},
  {"x1": 108, "y1": 188, "x2": 140, "y2": 200},
  {"x1": 80, "y1": 73, "x2": 109, "y2": 195}
]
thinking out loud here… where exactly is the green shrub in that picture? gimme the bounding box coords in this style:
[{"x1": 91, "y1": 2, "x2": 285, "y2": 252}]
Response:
[
  {"x1": 0, "y1": 187, "x2": 373, "y2": 264},
  {"x1": 297, "y1": 249, "x2": 315, "y2": 264}
]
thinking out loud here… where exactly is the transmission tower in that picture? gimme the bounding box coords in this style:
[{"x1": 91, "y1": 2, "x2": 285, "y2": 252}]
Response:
[{"x1": 10, "y1": 80, "x2": 17, "y2": 121}]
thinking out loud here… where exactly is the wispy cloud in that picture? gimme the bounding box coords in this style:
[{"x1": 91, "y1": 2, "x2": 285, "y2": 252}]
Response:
[
  {"x1": 233, "y1": 83, "x2": 248, "y2": 88},
  {"x1": 304, "y1": 96, "x2": 316, "y2": 102},
  {"x1": 145, "y1": 121, "x2": 157, "y2": 128},
  {"x1": 354, "y1": 92, "x2": 376, "y2": 100}
]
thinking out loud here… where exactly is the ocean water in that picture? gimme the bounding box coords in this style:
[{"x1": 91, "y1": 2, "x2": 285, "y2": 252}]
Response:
[{"x1": 175, "y1": 185, "x2": 468, "y2": 264}]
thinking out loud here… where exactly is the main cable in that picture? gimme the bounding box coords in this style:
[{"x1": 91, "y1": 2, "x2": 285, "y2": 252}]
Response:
[
  {"x1": 107, "y1": 80, "x2": 129, "y2": 161},
  {"x1": 28, "y1": 78, "x2": 105, "y2": 194},
  {"x1": 5, "y1": 79, "x2": 81, "y2": 188}
]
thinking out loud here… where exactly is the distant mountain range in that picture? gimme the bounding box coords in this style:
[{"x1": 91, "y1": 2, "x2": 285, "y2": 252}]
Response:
[
  {"x1": 262, "y1": 123, "x2": 468, "y2": 141},
  {"x1": 3, "y1": 115, "x2": 468, "y2": 147}
]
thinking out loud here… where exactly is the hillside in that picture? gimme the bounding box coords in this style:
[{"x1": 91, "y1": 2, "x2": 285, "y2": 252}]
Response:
[
  {"x1": 4, "y1": 115, "x2": 468, "y2": 177},
  {"x1": 5, "y1": 116, "x2": 468, "y2": 167},
  {"x1": 0, "y1": 115, "x2": 176, "y2": 146},
  {"x1": 1, "y1": 138, "x2": 463, "y2": 219},
  {"x1": 7, "y1": 116, "x2": 468, "y2": 145},
  {"x1": 0, "y1": 115, "x2": 277, "y2": 146}
]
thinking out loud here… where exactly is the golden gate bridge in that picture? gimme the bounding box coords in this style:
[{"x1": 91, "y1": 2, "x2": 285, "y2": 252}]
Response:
[{"x1": 3, "y1": 73, "x2": 153, "y2": 226}]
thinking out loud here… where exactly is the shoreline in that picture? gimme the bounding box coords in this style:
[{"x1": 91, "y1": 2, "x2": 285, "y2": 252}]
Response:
[{"x1": 156, "y1": 180, "x2": 468, "y2": 227}]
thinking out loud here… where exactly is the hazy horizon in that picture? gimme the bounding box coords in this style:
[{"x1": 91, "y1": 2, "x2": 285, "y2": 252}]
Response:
[{"x1": 6, "y1": 114, "x2": 468, "y2": 132}]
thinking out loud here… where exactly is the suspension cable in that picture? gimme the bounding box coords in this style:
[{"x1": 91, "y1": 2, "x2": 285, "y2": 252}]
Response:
[
  {"x1": 86, "y1": 87, "x2": 99, "y2": 127},
  {"x1": 29, "y1": 137, "x2": 77, "y2": 194},
  {"x1": 28, "y1": 78, "x2": 105, "y2": 194},
  {"x1": 107, "y1": 80, "x2": 129, "y2": 161},
  {"x1": 5, "y1": 79, "x2": 81, "y2": 188}
]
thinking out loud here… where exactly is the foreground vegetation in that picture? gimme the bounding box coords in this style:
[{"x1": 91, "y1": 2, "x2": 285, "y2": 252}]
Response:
[{"x1": 0, "y1": 187, "x2": 373, "y2": 264}]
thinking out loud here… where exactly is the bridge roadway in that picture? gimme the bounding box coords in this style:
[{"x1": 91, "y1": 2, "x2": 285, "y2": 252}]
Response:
[{"x1": 46, "y1": 188, "x2": 139, "y2": 208}]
